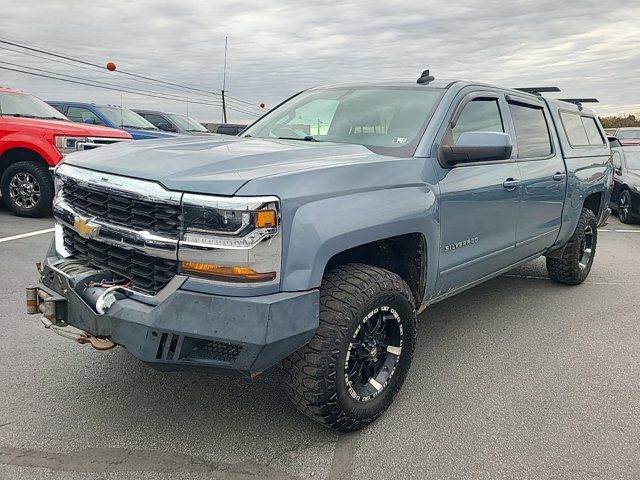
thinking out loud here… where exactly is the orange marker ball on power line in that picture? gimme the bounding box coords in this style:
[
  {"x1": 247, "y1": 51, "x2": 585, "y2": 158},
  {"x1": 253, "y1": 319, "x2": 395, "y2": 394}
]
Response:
[{"x1": 106, "y1": 62, "x2": 116, "y2": 71}]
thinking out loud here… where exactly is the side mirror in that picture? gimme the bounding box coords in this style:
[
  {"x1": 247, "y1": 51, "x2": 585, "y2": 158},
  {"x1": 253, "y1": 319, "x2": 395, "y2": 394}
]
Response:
[
  {"x1": 157, "y1": 122, "x2": 176, "y2": 132},
  {"x1": 439, "y1": 131, "x2": 513, "y2": 167},
  {"x1": 83, "y1": 118, "x2": 97, "y2": 125}
]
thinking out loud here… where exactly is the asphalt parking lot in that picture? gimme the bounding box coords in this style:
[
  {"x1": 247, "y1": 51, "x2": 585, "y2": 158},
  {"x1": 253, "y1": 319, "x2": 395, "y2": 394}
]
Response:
[{"x1": 1, "y1": 204, "x2": 639, "y2": 480}]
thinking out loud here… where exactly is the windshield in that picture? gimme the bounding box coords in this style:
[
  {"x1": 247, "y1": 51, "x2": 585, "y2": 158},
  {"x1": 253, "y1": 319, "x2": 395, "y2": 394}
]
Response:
[
  {"x1": 242, "y1": 86, "x2": 443, "y2": 156},
  {"x1": 166, "y1": 113, "x2": 208, "y2": 132},
  {"x1": 0, "y1": 92, "x2": 68, "y2": 121},
  {"x1": 624, "y1": 150, "x2": 640, "y2": 170},
  {"x1": 98, "y1": 106, "x2": 158, "y2": 130},
  {"x1": 617, "y1": 130, "x2": 640, "y2": 140}
]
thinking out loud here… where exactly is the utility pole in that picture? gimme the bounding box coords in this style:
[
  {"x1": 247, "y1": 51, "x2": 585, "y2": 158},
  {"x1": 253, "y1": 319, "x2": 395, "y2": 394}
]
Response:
[{"x1": 221, "y1": 36, "x2": 228, "y2": 123}]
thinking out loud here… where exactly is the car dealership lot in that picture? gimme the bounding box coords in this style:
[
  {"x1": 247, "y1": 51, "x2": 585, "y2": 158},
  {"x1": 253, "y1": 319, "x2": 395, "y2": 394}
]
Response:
[{"x1": 0, "y1": 206, "x2": 638, "y2": 480}]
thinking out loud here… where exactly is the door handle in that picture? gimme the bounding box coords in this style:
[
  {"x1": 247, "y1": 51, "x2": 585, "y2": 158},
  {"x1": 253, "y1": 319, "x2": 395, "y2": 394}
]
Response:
[
  {"x1": 552, "y1": 172, "x2": 566, "y2": 181},
  {"x1": 502, "y1": 178, "x2": 520, "y2": 190}
]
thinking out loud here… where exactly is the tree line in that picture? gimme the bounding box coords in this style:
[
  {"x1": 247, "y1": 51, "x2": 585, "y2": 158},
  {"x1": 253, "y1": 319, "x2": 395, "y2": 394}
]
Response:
[{"x1": 599, "y1": 114, "x2": 640, "y2": 129}]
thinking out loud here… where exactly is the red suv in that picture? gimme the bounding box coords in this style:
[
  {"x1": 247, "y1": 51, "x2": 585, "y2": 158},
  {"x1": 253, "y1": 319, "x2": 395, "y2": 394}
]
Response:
[{"x1": 0, "y1": 87, "x2": 131, "y2": 217}]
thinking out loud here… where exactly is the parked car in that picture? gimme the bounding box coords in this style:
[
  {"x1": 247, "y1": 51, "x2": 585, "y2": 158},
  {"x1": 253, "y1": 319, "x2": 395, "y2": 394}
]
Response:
[
  {"x1": 47, "y1": 102, "x2": 180, "y2": 140},
  {"x1": 27, "y1": 74, "x2": 611, "y2": 431},
  {"x1": 610, "y1": 127, "x2": 640, "y2": 146},
  {"x1": 610, "y1": 146, "x2": 640, "y2": 223},
  {"x1": 133, "y1": 110, "x2": 212, "y2": 135},
  {"x1": 604, "y1": 128, "x2": 618, "y2": 136},
  {"x1": 203, "y1": 122, "x2": 247, "y2": 135},
  {"x1": 0, "y1": 87, "x2": 131, "y2": 217}
]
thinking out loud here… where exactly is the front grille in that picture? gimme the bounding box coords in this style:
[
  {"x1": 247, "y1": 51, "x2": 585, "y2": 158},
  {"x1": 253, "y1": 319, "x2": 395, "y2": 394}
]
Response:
[
  {"x1": 62, "y1": 227, "x2": 177, "y2": 294},
  {"x1": 61, "y1": 178, "x2": 181, "y2": 237}
]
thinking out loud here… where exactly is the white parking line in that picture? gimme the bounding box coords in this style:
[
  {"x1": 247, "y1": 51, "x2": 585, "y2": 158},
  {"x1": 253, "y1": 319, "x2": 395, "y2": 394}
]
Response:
[
  {"x1": 600, "y1": 229, "x2": 640, "y2": 233},
  {"x1": 0, "y1": 228, "x2": 55, "y2": 244}
]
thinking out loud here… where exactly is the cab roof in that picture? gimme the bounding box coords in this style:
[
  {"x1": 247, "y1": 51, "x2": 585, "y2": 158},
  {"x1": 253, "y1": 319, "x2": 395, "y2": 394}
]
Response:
[{"x1": 310, "y1": 79, "x2": 599, "y2": 116}]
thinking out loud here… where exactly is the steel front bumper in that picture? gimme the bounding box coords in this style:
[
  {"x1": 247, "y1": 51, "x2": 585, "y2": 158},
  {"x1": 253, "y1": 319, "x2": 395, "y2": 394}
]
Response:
[{"x1": 26, "y1": 260, "x2": 319, "y2": 375}]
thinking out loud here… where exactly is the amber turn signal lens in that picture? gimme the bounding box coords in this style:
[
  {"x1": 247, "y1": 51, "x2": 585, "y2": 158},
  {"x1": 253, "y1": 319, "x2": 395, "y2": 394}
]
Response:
[
  {"x1": 255, "y1": 210, "x2": 277, "y2": 228},
  {"x1": 180, "y1": 262, "x2": 276, "y2": 282}
]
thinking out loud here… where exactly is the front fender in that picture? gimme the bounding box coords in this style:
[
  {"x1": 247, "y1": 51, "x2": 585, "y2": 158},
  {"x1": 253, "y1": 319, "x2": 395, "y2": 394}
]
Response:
[
  {"x1": 0, "y1": 132, "x2": 60, "y2": 165},
  {"x1": 281, "y1": 186, "x2": 439, "y2": 295}
]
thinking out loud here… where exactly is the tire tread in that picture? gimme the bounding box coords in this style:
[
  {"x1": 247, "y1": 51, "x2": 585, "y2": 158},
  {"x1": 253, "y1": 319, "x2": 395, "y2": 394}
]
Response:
[
  {"x1": 282, "y1": 263, "x2": 416, "y2": 431},
  {"x1": 546, "y1": 208, "x2": 597, "y2": 285}
]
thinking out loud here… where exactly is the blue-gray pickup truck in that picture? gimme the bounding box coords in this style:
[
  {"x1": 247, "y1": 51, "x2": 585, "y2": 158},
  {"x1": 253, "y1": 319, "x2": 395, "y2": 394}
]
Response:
[{"x1": 27, "y1": 72, "x2": 612, "y2": 431}]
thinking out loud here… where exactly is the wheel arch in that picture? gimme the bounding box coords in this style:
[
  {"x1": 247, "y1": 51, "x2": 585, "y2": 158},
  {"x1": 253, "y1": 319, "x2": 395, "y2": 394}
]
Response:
[
  {"x1": 583, "y1": 191, "x2": 603, "y2": 218},
  {"x1": 326, "y1": 233, "x2": 427, "y2": 305},
  {"x1": 0, "y1": 147, "x2": 51, "y2": 182}
]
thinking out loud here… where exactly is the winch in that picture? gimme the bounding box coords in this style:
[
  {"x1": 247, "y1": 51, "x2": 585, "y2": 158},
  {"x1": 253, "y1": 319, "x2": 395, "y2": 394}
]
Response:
[{"x1": 25, "y1": 259, "x2": 126, "y2": 350}]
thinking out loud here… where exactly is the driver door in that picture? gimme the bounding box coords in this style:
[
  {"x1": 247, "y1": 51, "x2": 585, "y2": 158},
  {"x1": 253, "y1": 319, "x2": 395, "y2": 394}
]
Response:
[{"x1": 434, "y1": 90, "x2": 520, "y2": 294}]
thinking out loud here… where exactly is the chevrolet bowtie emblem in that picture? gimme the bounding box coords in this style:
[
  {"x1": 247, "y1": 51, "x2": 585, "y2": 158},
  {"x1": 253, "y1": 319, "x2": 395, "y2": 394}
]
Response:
[{"x1": 73, "y1": 218, "x2": 98, "y2": 239}]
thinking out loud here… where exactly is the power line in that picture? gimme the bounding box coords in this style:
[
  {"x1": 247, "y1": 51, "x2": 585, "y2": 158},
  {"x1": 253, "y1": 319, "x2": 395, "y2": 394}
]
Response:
[
  {"x1": 226, "y1": 105, "x2": 261, "y2": 117},
  {"x1": 0, "y1": 60, "x2": 224, "y2": 107},
  {"x1": 0, "y1": 45, "x2": 222, "y2": 103},
  {"x1": 0, "y1": 44, "x2": 263, "y2": 113},
  {"x1": 0, "y1": 65, "x2": 232, "y2": 109},
  {"x1": 1, "y1": 64, "x2": 261, "y2": 117},
  {"x1": 0, "y1": 37, "x2": 263, "y2": 109}
]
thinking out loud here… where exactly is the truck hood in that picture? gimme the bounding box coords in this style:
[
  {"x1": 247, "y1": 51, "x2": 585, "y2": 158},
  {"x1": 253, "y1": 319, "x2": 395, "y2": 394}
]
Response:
[
  {"x1": 64, "y1": 135, "x2": 378, "y2": 195},
  {"x1": 0, "y1": 116, "x2": 131, "y2": 138}
]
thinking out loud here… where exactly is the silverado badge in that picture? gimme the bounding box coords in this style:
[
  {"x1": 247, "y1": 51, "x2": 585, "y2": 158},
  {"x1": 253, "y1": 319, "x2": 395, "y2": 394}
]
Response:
[
  {"x1": 73, "y1": 217, "x2": 98, "y2": 239},
  {"x1": 444, "y1": 236, "x2": 479, "y2": 252}
]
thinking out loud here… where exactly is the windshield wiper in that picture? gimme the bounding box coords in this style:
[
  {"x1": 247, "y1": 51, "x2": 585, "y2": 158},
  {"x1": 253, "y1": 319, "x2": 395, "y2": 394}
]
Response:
[
  {"x1": 2, "y1": 113, "x2": 38, "y2": 118},
  {"x1": 38, "y1": 116, "x2": 67, "y2": 121},
  {"x1": 277, "y1": 135, "x2": 318, "y2": 142}
]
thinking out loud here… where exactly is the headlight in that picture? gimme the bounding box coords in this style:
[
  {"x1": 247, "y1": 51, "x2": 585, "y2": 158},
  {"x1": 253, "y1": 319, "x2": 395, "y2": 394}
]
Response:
[
  {"x1": 54, "y1": 136, "x2": 87, "y2": 154},
  {"x1": 634, "y1": 185, "x2": 640, "y2": 193},
  {"x1": 179, "y1": 194, "x2": 281, "y2": 284}
]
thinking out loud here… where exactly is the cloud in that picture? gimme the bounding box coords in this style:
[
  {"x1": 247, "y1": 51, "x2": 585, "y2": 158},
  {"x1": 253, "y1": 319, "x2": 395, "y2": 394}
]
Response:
[{"x1": 1, "y1": 0, "x2": 638, "y2": 121}]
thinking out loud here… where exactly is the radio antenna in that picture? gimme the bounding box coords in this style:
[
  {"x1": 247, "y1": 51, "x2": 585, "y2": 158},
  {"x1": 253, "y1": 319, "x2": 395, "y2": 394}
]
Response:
[{"x1": 221, "y1": 36, "x2": 228, "y2": 123}]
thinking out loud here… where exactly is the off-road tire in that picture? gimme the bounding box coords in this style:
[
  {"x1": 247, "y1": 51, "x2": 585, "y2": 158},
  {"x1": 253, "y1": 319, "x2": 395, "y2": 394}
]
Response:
[
  {"x1": 282, "y1": 263, "x2": 417, "y2": 431},
  {"x1": 0, "y1": 161, "x2": 54, "y2": 217},
  {"x1": 546, "y1": 208, "x2": 597, "y2": 285}
]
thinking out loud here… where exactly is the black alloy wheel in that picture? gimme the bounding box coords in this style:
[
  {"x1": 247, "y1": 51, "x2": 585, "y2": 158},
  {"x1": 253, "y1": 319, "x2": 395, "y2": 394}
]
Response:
[
  {"x1": 344, "y1": 306, "x2": 404, "y2": 402},
  {"x1": 618, "y1": 190, "x2": 633, "y2": 224}
]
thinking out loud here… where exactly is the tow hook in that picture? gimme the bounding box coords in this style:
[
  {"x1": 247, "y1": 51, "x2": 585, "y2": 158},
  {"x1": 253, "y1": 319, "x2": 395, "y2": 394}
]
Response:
[{"x1": 40, "y1": 317, "x2": 116, "y2": 351}]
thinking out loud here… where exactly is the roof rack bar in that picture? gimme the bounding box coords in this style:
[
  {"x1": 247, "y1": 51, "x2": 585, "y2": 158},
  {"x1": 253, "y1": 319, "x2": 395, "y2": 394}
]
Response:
[
  {"x1": 558, "y1": 98, "x2": 599, "y2": 104},
  {"x1": 514, "y1": 87, "x2": 561, "y2": 96}
]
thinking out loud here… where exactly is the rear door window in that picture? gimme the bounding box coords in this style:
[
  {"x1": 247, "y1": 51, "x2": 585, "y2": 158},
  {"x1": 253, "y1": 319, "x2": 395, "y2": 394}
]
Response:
[
  {"x1": 581, "y1": 116, "x2": 605, "y2": 145},
  {"x1": 507, "y1": 102, "x2": 552, "y2": 158},
  {"x1": 560, "y1": 112, "x2": 591, "y2": 146}
]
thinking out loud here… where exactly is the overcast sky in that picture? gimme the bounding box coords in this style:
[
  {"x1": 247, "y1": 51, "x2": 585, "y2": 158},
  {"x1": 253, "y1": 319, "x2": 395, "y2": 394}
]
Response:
[{"x1": 1, "y1": 0, "x2": 638, "y2": 123}]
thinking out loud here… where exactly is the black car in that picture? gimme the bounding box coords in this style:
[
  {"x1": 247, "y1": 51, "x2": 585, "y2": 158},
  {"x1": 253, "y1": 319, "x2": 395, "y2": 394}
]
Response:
[
  {"x1": 611, "y1": 146, "x2": 640, "y2": 223},
  {"x1": 202, "y1": 123, "x2": 247, "y2": 135},
  {"x1": 133, "y1": 110, "x2": 212, "y2": 135}
]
